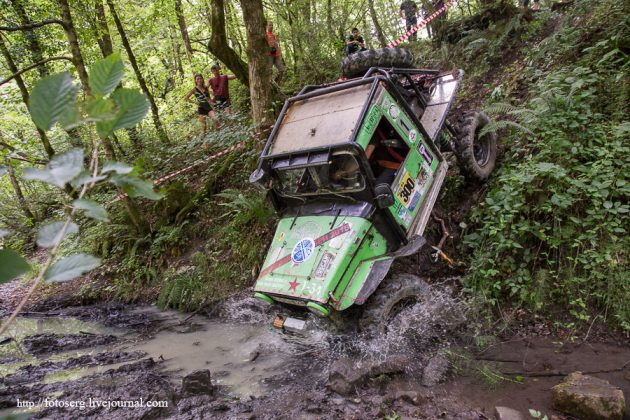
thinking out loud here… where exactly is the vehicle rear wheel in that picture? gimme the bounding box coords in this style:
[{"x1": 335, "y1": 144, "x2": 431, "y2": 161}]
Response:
[
  {"x1": 453, "y1": 111, "x2": 498, "y2": 182},
  {"x1": 341, "y1": 47, "x2": 415, "y2": 79},
  {"x1": 359, "y1": 274, "x2": 431, "y2": 337}
]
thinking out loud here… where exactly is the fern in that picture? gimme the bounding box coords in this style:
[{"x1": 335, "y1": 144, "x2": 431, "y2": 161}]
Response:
[
  {"x1": 484, "y1": 102, "x2": 520, "y2": 115},
  {"x1": 465, "y1": 38, "x2": 490, "y2": 52},
  {"x1": 478, "y1": 120, "x2": 533, "y2": 137}
]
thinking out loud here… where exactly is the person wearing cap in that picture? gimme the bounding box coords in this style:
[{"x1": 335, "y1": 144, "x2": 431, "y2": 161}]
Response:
[{"x1": 208, "y1": 64, "x2": 236, "y2": 114}]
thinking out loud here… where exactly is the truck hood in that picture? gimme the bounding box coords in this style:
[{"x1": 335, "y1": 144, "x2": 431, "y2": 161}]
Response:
[{"x1": 254, "y1": 215, "x2": 372, "y2": 303}]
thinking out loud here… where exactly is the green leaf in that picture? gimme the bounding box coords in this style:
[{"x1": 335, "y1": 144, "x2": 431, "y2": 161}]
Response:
[
  {"x1": 70, "y1": 170, "x2": 107, "y2": 188},
  {"x1": 45, "y1": 253, "x2": 100, "y2": 283},
  {"x1": 23, "y1": 148, "x2": 84, "y2": 188},
  {"x1": 89, "y1": 53, "x2": 124, "y2": 97},
  {"x1": 85, "y1": 97, "x2": 115, "y2": 122},
  {"x1": 59, "y1": 102, "x2": 81, "y2": 130},
  {"x1": 73, "y1": 199, "x2": 109, "y2": 222},
  {"x1": 96, "y1": 89, "x2": 149, "y2": 138},
  {"x1": 101, "y1": 161, "x2": 133, "y2": 175},
  {"x1": 28, "y1": 72, "x2": 79, "y2": 131},
  {"x1": 0, "y1": 249, "x2": 31, "y2": 283},
  {"x1": 110, "y1": 174, "x2": 163, "y2": 200},
  {"x1": 36, "y1": 221, "x2": 79, "y2": 248}
]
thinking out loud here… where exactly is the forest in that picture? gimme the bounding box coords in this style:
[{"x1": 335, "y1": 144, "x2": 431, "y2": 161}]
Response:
[{"x1": 0, "y1": 0, "x2": 628, "y2": 417}]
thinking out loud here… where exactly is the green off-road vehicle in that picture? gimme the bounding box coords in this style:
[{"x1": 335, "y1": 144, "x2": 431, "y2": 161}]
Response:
[{"x1": 250, "y1": 48, "x2": 498, "y2": 334}]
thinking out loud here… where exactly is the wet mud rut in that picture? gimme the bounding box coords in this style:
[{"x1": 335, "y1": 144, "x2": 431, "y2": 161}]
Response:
[{"x1": 1, "y1": 293, "x2": 629, "y2": 419}]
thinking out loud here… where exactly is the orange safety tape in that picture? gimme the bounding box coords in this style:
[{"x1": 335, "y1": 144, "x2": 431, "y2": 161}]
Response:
[
  {"x1": 107, "y1": 140, "x2": 246, "y2": 205},
  {"x1": 388, "y1": 0, "x2": 457, "y2": 48}
]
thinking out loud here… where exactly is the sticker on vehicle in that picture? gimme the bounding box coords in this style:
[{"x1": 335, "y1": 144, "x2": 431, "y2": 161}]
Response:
[
  {"x1": 417, "y1": 144, "x2": 434, "y2": 169},
  {"x1": 314, "y1": 252, "x2": 335, "y2": 278},
  {"x1": 397, "y1": 205, "x2": 412, "y2": 225},
  {"x1": 409, "y1": 129, "x2": 417, "y2": 143},
  {"x1": 396, "y1": 170, "x2": 417, "y2": 208},
  {"x1": 291, "y1": 238, "x2": 315, "y2": 264},
  {"x1": 388, "y1": 104, "x2": 399, "y2": 120}
]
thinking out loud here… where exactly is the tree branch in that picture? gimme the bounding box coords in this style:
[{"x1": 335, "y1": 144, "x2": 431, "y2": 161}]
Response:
[
  {"x1": 0, "y1": 56, "x2": 73, "y2": 86},
  {"x1": 0, "y1": 19, "x2": 66, "y2": 32},
  {"x1": 0, "y1": 141, "x2": 47, "y2": 165}
]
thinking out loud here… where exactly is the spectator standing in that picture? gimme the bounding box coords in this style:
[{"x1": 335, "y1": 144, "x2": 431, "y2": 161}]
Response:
[
  {"x1": 208, "y1": 64, "x2": 236, "y2": 113},
  {"x1": 183, "y1": 73, "x2": 217, "y2": 135},
  {"x1": 345, "y1": 28, "x2": 367, "y2": 55},
  {"x1": 266, "y1": 21, "x2": 285, "y2": 85},
  {"x1": 532, "y1": 0, "x2": 540, "y2": 10},
  {"x1": 399, "y1": 0, "x2": 419, "y2": 41},
  {"x1": 421, "y1": 6, "x2": 432, "y2": 38},
  {"x1": 432, "y1": 0, "x2": 447, "y2": 41}
]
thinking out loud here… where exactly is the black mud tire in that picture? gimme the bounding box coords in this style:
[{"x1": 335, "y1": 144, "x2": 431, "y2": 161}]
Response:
[
  {"x1": 341, "y1": 47, "x2": 415, "y2": 79},
  {"x1": 453, "y1": 111, "x2": 498, "y2": 182},
  {"x1": 359, "y1": 274, "x2": 431, "y2": 337}
]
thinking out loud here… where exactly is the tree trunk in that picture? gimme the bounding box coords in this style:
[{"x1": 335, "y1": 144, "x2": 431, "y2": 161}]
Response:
[
  {"x1": 0, "y1": 37, "x2": 55, "y2": 159},
  {"x1": 326, "y1": 0, "x2": 333, "y2": 34},
  {"x1": 206, "y1": 0, "x2": 249, "y2": 87},
  {"x1": 93, "y1": 0, "x2": 140, "y2": 148},
  {"x1": 7, "y1": 165, "x2": 36, "y2": 221},
  {"x1": 239, "y1": 0, "x2": 273, "y2": 128},
  {"x1": 169, "y1": 24, "x2": 185, "y2": 79},
  {"x1": 174, "y1": 0, "x2": 193, "y2": 61},
  {"x1": 94, "y1": 0, "x2": 114, "y2": 56},
  {"x1": 11, "y1": 0, "x2": 49, "y2": 78},
  {"x1": 368, "y1": 0, "x2": 388, "y2": 48},
  {"x1": 107, "y1": 0, "x2": 170, "y2": 144},
  {"x1": 57, "y1": 0, "x2": 91, "y2": 95}
]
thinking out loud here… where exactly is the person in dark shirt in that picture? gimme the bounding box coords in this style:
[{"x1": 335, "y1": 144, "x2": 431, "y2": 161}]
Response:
[
  {"x1": 183, "y1": 73, "x2": 217, "y2": 135},
  {"x1": 345, "y1": 28, "x2": 367, "y2": 55},
  {"x1": 208, "y1": 64, "x2": 236, "y2": 114},
  {"x1": 399, "y1": 0, "x2": 419, "y2": 41}
]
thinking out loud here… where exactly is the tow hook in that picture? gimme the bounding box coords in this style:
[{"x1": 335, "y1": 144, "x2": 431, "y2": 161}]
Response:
[{"x1": 272, "y1": 314, "x2": 308, "y2": 334}]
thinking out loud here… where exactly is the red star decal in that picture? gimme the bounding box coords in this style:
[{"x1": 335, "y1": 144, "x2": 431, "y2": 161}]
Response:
[{"x1": 288, "y1": 279, "x2": 300, "y2": 291}]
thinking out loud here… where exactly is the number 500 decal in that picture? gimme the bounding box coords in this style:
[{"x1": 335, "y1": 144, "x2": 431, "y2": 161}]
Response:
[{"x1": 397, "y1": 172, "x2": 416, "y2": 205}]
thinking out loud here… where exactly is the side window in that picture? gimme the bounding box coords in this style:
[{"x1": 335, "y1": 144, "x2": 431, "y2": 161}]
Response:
[{"x1": 365, "y1": 118, "x2": 410, "y2": 186}]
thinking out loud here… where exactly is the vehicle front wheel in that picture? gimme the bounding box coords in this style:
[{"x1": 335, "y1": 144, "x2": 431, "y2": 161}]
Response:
[
  {"x1": 453, "y1": 111, "x2": 498, "y2": 182},
  {"x1": 359, "y1": 274, "x2": 431, "y2": 337}
]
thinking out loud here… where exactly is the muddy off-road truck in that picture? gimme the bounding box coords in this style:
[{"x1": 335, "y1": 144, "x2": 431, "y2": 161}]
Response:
[{"x1": 249, "y1": 48, "x2": 498, "y2": 334}]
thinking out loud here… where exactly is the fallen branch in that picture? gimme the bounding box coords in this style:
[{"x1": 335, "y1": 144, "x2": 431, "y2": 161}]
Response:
[{"x1": 0, "y1": 56, "x2": 73, "y2": 86}]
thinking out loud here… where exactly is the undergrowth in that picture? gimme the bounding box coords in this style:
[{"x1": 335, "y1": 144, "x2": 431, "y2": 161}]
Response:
[{"x1": 458, "y1": 0, "x2": 630, "y2": 330}]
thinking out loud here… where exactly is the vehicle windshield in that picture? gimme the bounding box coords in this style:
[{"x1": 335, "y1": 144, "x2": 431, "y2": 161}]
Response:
[{"x1": 274, "y1": 154, "x2": 365, "y2": 197}]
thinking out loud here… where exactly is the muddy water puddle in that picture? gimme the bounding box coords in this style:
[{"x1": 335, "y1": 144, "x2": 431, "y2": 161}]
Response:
[
  {"x1": 133, "y1": 321, "x2": 305, "y2": 396},
  {"x1": 0, "y1": 317, "x2": 120, "y2": 375},
  {"x1": 0, "y1": 306, "x2": 320, "y2": 399}
]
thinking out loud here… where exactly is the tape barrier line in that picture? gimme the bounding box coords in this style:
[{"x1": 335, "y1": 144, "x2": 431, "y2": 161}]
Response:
[
  {"x1": 108, "y1": 140, "x2": 246, "y2": 204},
  {"x1": 388, "y1": 0, "x2": 457, "y2": 48}
]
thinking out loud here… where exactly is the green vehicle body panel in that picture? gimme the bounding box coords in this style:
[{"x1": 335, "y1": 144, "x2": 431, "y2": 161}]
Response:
[
  {"x1": 356, "y1": 91, "x2": 440, "y2": 232},
  {"x1": 332, "y1": 225, "x2": 388, "y2": 310},
  {"x1": 254, "y1": 216, "x2": 380, "y2": 304}
]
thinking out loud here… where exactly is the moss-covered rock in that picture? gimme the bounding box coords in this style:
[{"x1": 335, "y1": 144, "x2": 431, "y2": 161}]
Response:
[{"x1": 551, "y1": 371, "x2": 625, "y2": 420}]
